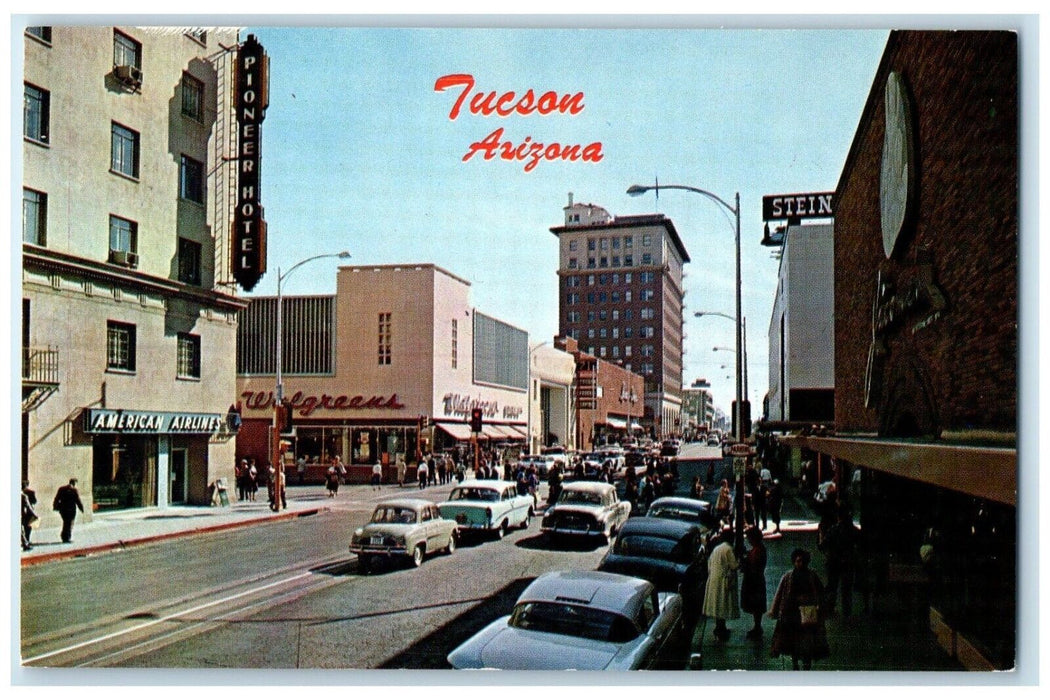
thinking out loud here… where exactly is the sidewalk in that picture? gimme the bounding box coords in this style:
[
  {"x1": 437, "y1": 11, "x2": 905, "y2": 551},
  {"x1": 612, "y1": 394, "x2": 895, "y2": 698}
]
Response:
[
  {"x1": 19, "y1": 480, "x2": 454, "y2": 566},
  {"x1": 692, "y1": 486, "x2": 963, "y2": 673}
]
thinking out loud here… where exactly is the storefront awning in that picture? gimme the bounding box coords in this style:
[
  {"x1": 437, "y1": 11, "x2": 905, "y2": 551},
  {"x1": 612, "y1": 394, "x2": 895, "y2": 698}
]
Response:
[
  {"x1": 506, "y1": 425, "x2": 527, "y2": 439},
  {"x1": 481, "y1": 426, "x2": 506, "y2": 440},
  {"x1": 781, "y1": 435, "x2": 1016, "y2": 507},
  {"x1": 436, "y1": 422, "x2": 474, "y2": 441},
  {"x1": 605, "y1": 417, "x2": 627, "y2": 430},
  {"x1": 630, "y1": 422, "x2": 644, "y2": 432}
]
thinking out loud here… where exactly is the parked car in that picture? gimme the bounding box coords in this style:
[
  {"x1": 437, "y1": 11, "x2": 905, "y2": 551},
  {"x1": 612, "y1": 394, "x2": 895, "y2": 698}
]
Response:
[
  {"x1": 349, "y1": 498, "x2": 457, "y2": 572},
  {"x1": 438, "y1": 480, "x2": 534, "y2": 539},
  {"x1": 518, "y1": 454, "x2": 557, "y2": 477},
  {"x1": 597, "y1": 517, "x2": 709, "y2": 622},
  {"x1": 646, "y1": 496, "x2": 719, "y2": 531},
  {"x1": 446, "y1": 570, "x2": 684, "y2": 670},
  {"x1": 541, "y1": 481, "x2": 631, "y2": 542}
]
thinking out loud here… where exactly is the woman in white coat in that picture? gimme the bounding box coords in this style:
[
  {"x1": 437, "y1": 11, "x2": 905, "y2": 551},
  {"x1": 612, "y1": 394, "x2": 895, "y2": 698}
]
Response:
[{"x1": 703, "y1": 529, "x2": 740, "y2": 640}]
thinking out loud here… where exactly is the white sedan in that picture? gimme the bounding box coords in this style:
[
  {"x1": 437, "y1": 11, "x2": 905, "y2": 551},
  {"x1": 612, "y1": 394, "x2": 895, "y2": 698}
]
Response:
[
  {"x1": 437, "y1": 481, "x2": 534, "y2": 539},
  {"x1": 447, "y1": 570, "x2": 684, "y2": 670},
  {"x1": 541, "y1": 481, "x2": 631, "y2": 542}
]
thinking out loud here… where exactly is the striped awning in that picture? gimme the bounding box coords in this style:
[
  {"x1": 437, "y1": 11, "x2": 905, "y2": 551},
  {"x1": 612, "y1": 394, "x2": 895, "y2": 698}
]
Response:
[{"x1": 435, "y1": 422, "x2": 473, "y2": 441}]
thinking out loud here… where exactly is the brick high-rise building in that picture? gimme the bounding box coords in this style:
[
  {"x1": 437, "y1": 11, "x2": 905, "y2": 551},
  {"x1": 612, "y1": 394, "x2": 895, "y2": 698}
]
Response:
[{"x1": 550, "y1": 194, "x2": 690, "y2": 439}]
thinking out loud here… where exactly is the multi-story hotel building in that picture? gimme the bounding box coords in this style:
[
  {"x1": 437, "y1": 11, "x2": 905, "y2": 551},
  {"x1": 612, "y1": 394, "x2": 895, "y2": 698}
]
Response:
[
  {"x1": 550, "y1": 194, "x2": 690, "y2": 440},
  {"x1": 235, "y1": 264, "x2": 530, "y2": 482},
  {"x1": 21, "y1": 26, "x2": 249, "y2": 522}
]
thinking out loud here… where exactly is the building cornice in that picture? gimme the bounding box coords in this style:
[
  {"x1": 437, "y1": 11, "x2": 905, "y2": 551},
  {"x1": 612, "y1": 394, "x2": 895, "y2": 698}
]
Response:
[{"x1": 23, "y1": 245, "x2": 248, "y2": 312}]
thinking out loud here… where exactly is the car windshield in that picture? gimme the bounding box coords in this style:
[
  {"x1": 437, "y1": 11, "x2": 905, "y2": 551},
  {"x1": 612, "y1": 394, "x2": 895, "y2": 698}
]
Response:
[
  {"x1": 371, "y1": 506, "x2": 417, "y2": 524},
  {"x1": 648, "y1": 505, "x2": 701, "y2": 522},
  {"x1": 614, "y1": 534, "x2": 695, "y2": 564},
  {"x1": 451, "y1": 488, "x2": 499, "y2": 502},
  {"x1": 509, "y1": 601, "x2": 640, "y2": 643},
  {"x1": 559, "y1": 490, "x2": 603, "y2": 505}
]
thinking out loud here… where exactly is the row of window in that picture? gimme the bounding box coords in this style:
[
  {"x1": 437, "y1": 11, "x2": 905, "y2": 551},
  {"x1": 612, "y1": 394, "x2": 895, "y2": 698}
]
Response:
[
  {"x1": 566, "y1": 325, "x2": 657, "y2": 340},
  {"x1": 568, "y1": 233, "x2": 653, "y2": 252},
  {"x1": 106, "y1": 320, "x2": 200, "y2": 379},
  {"x1": 565, "y1": 288, "x2": 656, "y2": 305},
  {"x1": 23, "y1": 188, "x2": 203, "y2": 285},
  {"x1": 567, "y1": 253, "x2": 655, "y2": 270},
  {"x1": 566, "y1": 307, "x2": 657, "y2": 324},
  {"x1": 565, "y1": 271, "x2": 656, "y2": 287},
  {"x1": 25, "y1": 84, "x2": 207, "y2": 201}
]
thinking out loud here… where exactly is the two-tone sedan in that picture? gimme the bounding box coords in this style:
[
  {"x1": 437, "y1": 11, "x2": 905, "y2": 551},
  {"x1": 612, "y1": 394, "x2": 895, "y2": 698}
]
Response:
[
  {"x1": 437, "y1": 481, "x2": 534, "y2": 539},
  {"x1": 349, "y1": 498, "x2": 458, "y2": 572},
  {"x1": 541, "y1": 481, "x2": 631, "y2": 543},
  {"x1": 447, "y1": 570, "x2": 684, "y2": 670}
]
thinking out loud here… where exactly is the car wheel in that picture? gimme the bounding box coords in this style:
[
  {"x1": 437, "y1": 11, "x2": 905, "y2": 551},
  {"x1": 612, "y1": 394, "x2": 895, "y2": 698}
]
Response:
[
  {"x1": 411, "y1": 544, "x2": 425, "y2": 567},
  {"x1": 521, "y1": 509, "x2": 532, "y2": 529},
  {"x1": 495, "y1": 520, "x2": 507, "y2": 540},
  {"x1": 446, "y1": 533, "x2": 457, "y2": 555}
]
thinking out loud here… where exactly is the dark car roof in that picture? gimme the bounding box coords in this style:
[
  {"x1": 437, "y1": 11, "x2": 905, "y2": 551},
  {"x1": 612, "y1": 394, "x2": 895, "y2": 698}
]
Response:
[{"x1": 616, "y1": 516, "x2": 699, "y2": 540}]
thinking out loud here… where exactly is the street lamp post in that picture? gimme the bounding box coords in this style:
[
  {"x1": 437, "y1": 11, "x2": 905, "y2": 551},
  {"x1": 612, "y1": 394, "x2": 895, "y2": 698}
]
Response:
[
  {"x1": 630, "y1": 182, "x2": 745, "y2": 554},
  {"x1": 272, "y1": 250, "x2": 351, "y2": 510}
]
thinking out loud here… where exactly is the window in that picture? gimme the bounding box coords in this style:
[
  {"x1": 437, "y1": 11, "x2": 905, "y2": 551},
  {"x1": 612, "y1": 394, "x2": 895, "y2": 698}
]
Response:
[
  {"x1": 624, "y1": 310, "x2": 633, "y2": 321},
  {"x1": 569, "y1": 240, "x2": 578, "y2": 251},
  {"x1": 642, "y1": 363, "x2": 654, "y2": 375},
  {"x1": 624, "y1": 327, "x2": 634, "y2": 339},
  {"x1": 568, "y1": 257, "x2": 577, "y2": 269},
  {"x1": 185, "y1": 29, "x2": 207, "y2": 45},
  {"x1": 599, "y1": 257, "x2": 608, "y2": 268},
  {"x1": 612, "y1": 328, "x2": 619, "y2": 339},
  {"x1": 598, "y1": 274, "x2": 607, "y2": 285},
  {"x1": 641, "y1": 326, "x2": 655, "y2": 338},
  {"x1": 600, "y1": 238, "x2": 609, "y2": 250},
  {"x1": 611, "y1": 291, "x2": 620, "y2": 303},
  {"x1": 612, "y1": 256, "x2": 621, "y2": 267},
  {"x1": 642, "y1": 345, "x2": 655, "y2": 357},
  {"x1": 587, "y1": 258, "x2": 596, "y2": 269},
  {"x1": 180, "y1": 154, "x2": 204, "y2": 204},
  {"x1": 599, "y1": 328, "x2": 607, "y2": 339},
  {"x1": 599, "y1": 310, "x2": 607, "y2": 321},
  {"x1": 451, "y1": 319, "x2": 458, "y2": 369},
  {"x1": 587, "y1": 239, "x2": 596, "y2": 251},
  {"x1": 625, "y1": 291, "x2": 632, "y2": 303},
  {"x1": 587, "y1": 311, "x2": 595, "y2": 322},
  {"x1": 587, "y1": 275, "x2": 595, "y2": 286},
  {"x1": 586, "y1": 292, "x2": 595, "y2": 304},
  {"x1": 642, "y1": 253, "x2": 653, "y2": 265},
  {"x1": 107, "y1": 321, "x2": 136, "y2": 372},
  {"x1": 612, "y1": 310, "x2": 620, "y2": 321},
  {"x1": 599, "y1": 347, "x2": 607, "y2": 358},
  {"x1": 181, "y1": 72, "x2": 204, "y2": 121},
  {"x1": 109, "y1": 216, "x2": 138, "y2": 265},
  {"x1": 177, "y1": 237, "x2": 202, "y2": 285},
  {"x1": 642, "y1": 234, "x2": 652, "y2": 246},
  {"x1": 113, "y1": 30, "x2": 141, "y2": 69},
  {"x1": 566, "y1": 276, "x2": 580, "y2": 287},
  {"x1": 177, "y1": 333, "x2": 201, "y2": 379},
  {"x1": 110, "y1": 123, "x2": 139, "y2": 178},
  {"x1": 26, "y1": 26, "x2": 52, "y2": 43},
  {"x1": 641, "y1": 289, "x2": 655, "y2": 301},
  {"x1": 641, "y1": 308, "x2": 655, "y2": 320},
  {"x1": 612, "y1": 237, "x2": 620, "y2": 250},
  {"x1": 587, "y1": 329, "x2": 595, "y2": 339},
  {"x1": 625, "y1": 273, "x2": 632, "y2": 284},
  {"x1": 568, "y1": 311, "x2": 580, "y2": 323},
  {"x1": 625, "y1": 346, "x2": 632, "y2": 358},
  {"x1": 612, "y1": 346, "x2": 620, "y2": 358},
  {"x1": 24, "y1": 83, "x2": 49, "y2": 144},
  {"x1": 378, "y1": 312, "x2": 392, "y2": 365},
  {"x1": 624, "y1": 236, "x2": 633, "y2": 248},
  {"x1": 640, "y1": 271, "x2": 655, "y2": 283},
  {"x1": 624, "y1": 255, "x2": 634, "y2": 266},
  {"x1": 566, "y1": 293, "x2": 579, "y2": 305},
  {"x1": 23, "y1": 189, "x2": 47, "y2": 246}
]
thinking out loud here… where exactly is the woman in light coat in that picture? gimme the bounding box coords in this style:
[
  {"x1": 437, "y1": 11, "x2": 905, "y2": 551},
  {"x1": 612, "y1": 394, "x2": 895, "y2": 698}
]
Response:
[{"x1": 703, "y1": 529, "x2": 740, "y2": 640}]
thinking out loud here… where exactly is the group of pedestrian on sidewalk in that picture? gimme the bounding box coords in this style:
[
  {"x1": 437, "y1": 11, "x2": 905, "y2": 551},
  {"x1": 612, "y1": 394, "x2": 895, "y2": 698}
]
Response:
[
  {"x1": 21, "y1": 478, "x2": 85, "y2": 550},
  {"x1": 701, "y1": 524, "x2": 831, "y2": 671}
]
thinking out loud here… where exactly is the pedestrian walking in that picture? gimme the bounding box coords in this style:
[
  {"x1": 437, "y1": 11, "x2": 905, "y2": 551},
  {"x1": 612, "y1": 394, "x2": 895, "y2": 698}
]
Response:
[
  {"x1": 325, "y1": 465, "x2": 340, "y2": 497},
  {"x1": 397, "y1": 455, "x2": 407, "y2": 488},
  {"x1": 741, "y1": 526, "x2": 768, "y2": 639},
  {"x1": 821, "y1": 506, "x2": 862, "y2": 616},
  {"x1": 702, "y1": 529, "x2": 740, "y2": 641},
  {"x1": 334, "y1": 456, "x2": 348, "y2": 485},
  {"x1": 769, "y1": 547, "x2": 830, "y2": 670},
  {"x1": 236, "y1": 459, "x2": 249, "y2": 501},
  {"x1": 52, "y1": 478, "x2": 85, "y2": 544},
  {"x1": 296, "y1": 456, "x2": 306, "y2": 485},
  {"x1": 428, "y1": 453, "x2": 438, "y2": 486},
  {"x1": 371, "y1": 461, "x2": 383, "y2": 491},
  {"x1": 248, "y1": 459, "x2": 259, "y2": 501},
  {"x1": 715, "y1": 479, "x2": 733, "y2": 527},
  {"x1": 417, "y1": 458, "x2": 429, "y2": 490},
  {"x1": 437, "y1": 456, "x2": 447, "y2": 486},
  {"x1": 21, "y1": 481, "x2": 38, "y2": 551},
  {"x1": 768, "y1": 479, "x2": 784, "y2": 534}
]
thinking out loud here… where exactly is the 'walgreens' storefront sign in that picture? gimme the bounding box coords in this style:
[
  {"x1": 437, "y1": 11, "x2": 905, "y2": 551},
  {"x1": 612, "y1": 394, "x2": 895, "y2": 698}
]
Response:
[{"x1": 241, "y1": 391, "x2": 405, "y2": 417}]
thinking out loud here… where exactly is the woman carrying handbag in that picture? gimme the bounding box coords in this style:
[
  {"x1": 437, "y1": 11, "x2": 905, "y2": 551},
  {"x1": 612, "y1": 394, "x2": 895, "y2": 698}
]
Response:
[{"x1": 769, "y1": 547, "x2": 830, "y2": 669}]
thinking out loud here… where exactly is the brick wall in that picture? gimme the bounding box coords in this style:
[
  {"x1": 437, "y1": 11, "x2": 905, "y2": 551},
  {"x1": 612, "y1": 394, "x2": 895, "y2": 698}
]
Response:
[{"x1": 835, "y1": 31, "x2": 1017, "y2": 435}]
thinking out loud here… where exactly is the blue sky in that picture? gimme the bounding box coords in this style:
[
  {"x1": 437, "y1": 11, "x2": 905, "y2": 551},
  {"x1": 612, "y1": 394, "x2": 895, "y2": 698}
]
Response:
[{"x1": 244, "y1": 25, "x2": 889, "y2": 415}]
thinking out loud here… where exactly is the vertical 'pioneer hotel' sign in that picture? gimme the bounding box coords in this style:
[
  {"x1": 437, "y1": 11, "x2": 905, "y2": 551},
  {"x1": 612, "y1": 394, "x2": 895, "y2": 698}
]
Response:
[{"x1": 233, "y1": 34, "x2": 269, "y2": 291}]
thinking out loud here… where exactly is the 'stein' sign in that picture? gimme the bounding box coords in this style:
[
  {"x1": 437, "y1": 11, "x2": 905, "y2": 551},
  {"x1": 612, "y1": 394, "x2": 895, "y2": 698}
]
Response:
[
  {"x1": 232, "y1": 34, "x2": 270, "y2": 292},
  {"x1": 762, "y1": 192, "x2": 834, "y2": 221}
]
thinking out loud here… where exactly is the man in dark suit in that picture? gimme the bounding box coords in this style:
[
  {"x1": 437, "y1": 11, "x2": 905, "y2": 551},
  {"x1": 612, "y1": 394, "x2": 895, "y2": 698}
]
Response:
[{"x1": 53, "y1": 478, "x2": 85, "y2": 543}]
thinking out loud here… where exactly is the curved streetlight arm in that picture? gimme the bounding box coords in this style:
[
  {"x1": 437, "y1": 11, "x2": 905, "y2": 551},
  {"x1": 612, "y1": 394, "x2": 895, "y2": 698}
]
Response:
[
  {"x1": 279, "y1": 250, "x2": 352, "y2": 284},
  {"x1": 695, "y1": 311, "x2": 736, "y2": 322},
  {"x1": 627, "y1": 183, "x2": 738, "y2": 217}
]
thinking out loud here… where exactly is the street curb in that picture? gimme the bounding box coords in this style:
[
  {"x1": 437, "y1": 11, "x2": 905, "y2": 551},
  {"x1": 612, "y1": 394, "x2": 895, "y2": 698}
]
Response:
[{"x1": 20, "y1": 507, "x2": 325, "y2": 567}]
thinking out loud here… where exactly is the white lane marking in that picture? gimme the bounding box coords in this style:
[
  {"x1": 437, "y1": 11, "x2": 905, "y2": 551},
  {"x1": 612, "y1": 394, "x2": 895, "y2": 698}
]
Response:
[{"x1": 23, "y1": 569, "x2": 317, "y2": 665}]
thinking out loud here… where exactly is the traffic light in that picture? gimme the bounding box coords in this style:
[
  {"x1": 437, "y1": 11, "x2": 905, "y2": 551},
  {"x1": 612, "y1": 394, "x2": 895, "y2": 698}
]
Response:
[
  {"x1": 470, "y1": 407, "x2": 484, "y2": 433},
  {"x1": 277, "y1": 400, "x2": 294, "y2": 434}
]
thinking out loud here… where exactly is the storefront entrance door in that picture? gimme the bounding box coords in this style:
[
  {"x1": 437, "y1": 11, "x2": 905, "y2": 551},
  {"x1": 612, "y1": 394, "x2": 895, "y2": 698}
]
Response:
[{"x1": 171, "y1": 449, "x2": 187, "y2": 504}]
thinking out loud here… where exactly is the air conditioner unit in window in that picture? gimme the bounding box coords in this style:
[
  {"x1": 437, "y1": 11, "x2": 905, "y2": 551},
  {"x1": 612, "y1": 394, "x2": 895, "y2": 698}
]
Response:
[
  {"x1": 109, "y1": 250, "x2": 138, "y2": 267},
  {"x1": 114, "y1": 64, "x2": 142, "y2": 88}
]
